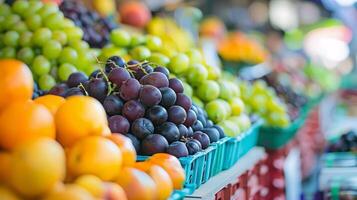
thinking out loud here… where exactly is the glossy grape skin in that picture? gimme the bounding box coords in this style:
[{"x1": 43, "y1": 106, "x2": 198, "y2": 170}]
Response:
[
  {"x1": 184, "y1": 109, "x2": 197, "y2": 127},
  {"x1": 64, "y1": 87, "x2": 84, "y2": 97},
  {"x1": 153, "y1": 66, "x2": 170, "y2": 78},
  {"x1": 125, "y1": 133, "x2": 140, "y2": 153},
  {"x1": 156, "y1": 122, "x2": 180, "y2": 143},
  {"x1": 169, "y1": 78, "x2": 184, "y2": 93},
  {"x1": 177, "y1": 124, "x2": 188, "y2": 138},
  {"x1": 197, "y1": 114, "x2": 207, "y2": 128},
  {"x1": 186, "y1": 139, "x2": 202, "y2": 155},
  {"x1": 108, "y1": 115, "x2": 130, "y2": 134},
  {"x1": 139, "y1": 85, "x2": 162, "y2": 107},
  {"x1": 187, "y1": 127, "x2": 194, "y2": 137},
  {"x1": 105, "y1": 56, "x2": 125, "y2": 73},
  {"x1": 103, "y1": 95, "x2": 124, "y2": 116},
  {"x1": 86, "y1": 78, "x2": 108, "y2": 102},
  {"x1": 201, "y1": 128, "x2": 220, "y2": 143},
  {"x1": 166, "y1": 141, "x2": 189, "y2": 158},
  {"x1": 119, "y1": 78, "x2": 141, "y2": 101},
  {"x1": 131, "y1": 118, "x2": 154, "y2": 139},
  {"x1": 141, "y1": 134, "x2": 169, "y2": 156},
  {"x1": 213, "y1": 125, "x2": 226, "y2": 139},
  {"x1": 89, "y1": 69, "x2": 103, "y2": 79},
  {"x1": 175, "y1": 93, "x2": 192, "y2": 112},
  {"x1": 168, "y1": 106, "x2": 187, "y2": 125},
  {"x1": 48, "y1": 83, "x2": 68, "y2": 97},
  {"x1": 145, "y1": 105, "x2": 168, "y2": 126},
  {"x1": 143, "y1": 64, "x2": 154, "y2": 74},
  {"x1": 122, "y1": 100, "x2": 145, "y2": 122},
  {"x1": 193, "y1": 131, "x2": 210, "y2": 149},
  {"x1": 192, "y1": 120, "x2": 203, "y2": 132},
  {"x1": 108, "y1": 67, "x2": 131, "y2": 87},
  {"x1": 159, "y1": 87, "x2": 177, "y2": 108},
  {"x1": 67, "y1": 72, "x2": 88, "y2": 88},
  {"x1": 140, "y1": 72, "x2": 169, "y2": 88},
  {"x1": 206, "y1": 120, "x2": 214, "y2": 128}
]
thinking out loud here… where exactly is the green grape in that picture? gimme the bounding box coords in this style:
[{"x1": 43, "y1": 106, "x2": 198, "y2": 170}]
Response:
[
  {"x1": 148, "y1": 53, "x2": 170, "y2": 66},
  {"x1": 32, "y1": 28, "x2": 52, "y2": 46},
  {"x1": 69, "y1": 40, "x2": 89, "y2": 53},
  {"x1": 3, "y1": 14, "x2": 21, "y2": 29},
  {"x1": 44, "y1": 12, "x2": 64, "y2": 30},
  {"x1": 0, "y1": 16, "x2": 5, "y2": 32},
  {"x1": 3, "y1": 31, "x2": 20, "y2": 47},
  {"x1": 186, "y1": 49, "x2": 203, "y2": 64},
  {"x1": 58, "y1": 63, "x2": 77, "y2": 81},
  {"x1": 61, "y1": 18, "x2": 75, "y2": 28},
  {"x1": 38, "y1": 74, "x2": 56, "y2": 91},
  {"x1": 17, "y1": 47, "x2": 35, "y2": 64},
  {"x1": 19, "y1": 31, "x2": 33, "y2": 47},
  {"x1": 59, "y1": 47, "x2": 78, "y2": 64},
  {"x1": 100, "y1": 46, "x2": 127, "y2": 60},
  {"x1": 186, "y1": 63, "x2": 208, "y2": 86},
  {"x1": 1, "y1": 47, "x2": 16, "y2": 58},
  {"x1": 52, "y1": 30, "x2": 67, "y2": 46},
  {"x1": 22, "y1": 1, "x2": 43, "y2": 18},
  {"x1": 42, "y1": 40, "x2": 62, "y2": 59},
  {"x1": 32, "y1": 55, "x2": 51, "y2": 76},
  {"x1": 12, "y1": 0, "x2": 30, "y2": 15},
  {"x1": 130, "y1": 46, "x2": 151, "y2": 60},
  {"x1": 168, "y1": 53, "x2": 189, "y2": 74},
  {"x1": 146, "y1": 35, "x2": 162, "y2": 51},
  {"x1": 84, "y1": 64, "x2": 100, "y2": 76},
  {"x1": 10, "y1": 21, "x2": 28, "y2": 33},
  {"x1": 37, "y1": 3, "x2": 58, "y2": 18},
  {"x1": 62, "y1": 27, "x2": 83, "y2": 43},
  {"x1": 0, "y1": 4, "x2": 11, "y2": 17},
  {"x1": 130, "y1": 33, "x2": 146, "y2": 47},
  {"x1": 110, "y1": 29, "x2": 131, "y2": 47},
  {"x1": 25, "y1": 14, "x2": 42, "y2": 31}
]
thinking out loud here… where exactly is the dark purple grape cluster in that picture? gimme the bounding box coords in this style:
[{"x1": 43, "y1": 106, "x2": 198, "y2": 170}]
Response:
[
  {"x1": 59, "y1": 1, "x2": 117, "y2": 48},
  {"x1": 32, "y1": 82, "x2": 45, "y2": 99},
  {"x1": 48, "y1": 56, "x2": 226, "y2": 158},
  {"x1": 327, "y1": 130, "x2": 357, "y2": 153}
]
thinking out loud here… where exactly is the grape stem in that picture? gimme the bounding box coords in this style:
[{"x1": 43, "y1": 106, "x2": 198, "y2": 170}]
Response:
[{"x1": 78, "y1": 83, "x2": 89, "y2": 96}]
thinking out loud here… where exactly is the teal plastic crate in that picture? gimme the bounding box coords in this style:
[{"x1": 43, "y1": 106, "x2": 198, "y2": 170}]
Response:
[
  {"x1": 137, "y1": 143, "x2": 218, "y2": 189},
  {"x1": 169, "y1": 184, "x2": 195, "y2": 200},
  {"x1": 209, "y1": 137, "x2": 230, "y2": 177}
]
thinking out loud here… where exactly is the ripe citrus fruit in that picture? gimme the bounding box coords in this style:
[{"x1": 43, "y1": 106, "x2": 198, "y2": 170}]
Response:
[
  {"x1": 0, "y1": 101, "x2": 55, "y2": 150},
  {"x1": 0, "y1": 152, "x2": 11, "y2": 184},
  {"x1": 9, "y1": 138, "x2": 66, "y2": 198},
  {"x1": 55, "y1": 96, "x2": 108, "y2": 147},
  {"x1": 43, "y1": 184, "x2": 94, "y2": 200},
  {"x1": 0, "y1": 185, "x2": 21, "y2": 200},
  {"x1": 67, "y1": 136, "x2": 122, "y2": 181},
  {"x1": 107, "y1": 134, "x2": 137, "y2": 167},
  {"x1": 74, "y1": 175, "x2": 104, "y2": 198},
  {"x1": 0, "y1": 59, "x2": 33, "y2": 111},
  {"x1": 34, "y1": 95, "x2": 66, "y2": 116},
  {"x1": 102, "y1": 182, "x2": 127, "y2": 200}
]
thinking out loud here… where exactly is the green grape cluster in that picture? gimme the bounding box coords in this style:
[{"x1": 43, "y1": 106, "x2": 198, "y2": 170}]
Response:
[{"x1": 0, "y1": 1, "x2": 98, "y2": 90}]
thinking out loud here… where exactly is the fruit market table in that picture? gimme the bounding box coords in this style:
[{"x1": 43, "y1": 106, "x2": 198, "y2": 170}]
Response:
[{"x1": 184, "y1": 147, "x2": 266, "y2": 200}]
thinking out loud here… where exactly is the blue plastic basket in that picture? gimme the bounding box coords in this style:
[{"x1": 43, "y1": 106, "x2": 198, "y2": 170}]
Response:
[
  {"x1": 169, "y1": 184, "x2": 195, "y2": 200},
  {"x1": 209, "y1": 137, "x2": 230, "y2": 177}
]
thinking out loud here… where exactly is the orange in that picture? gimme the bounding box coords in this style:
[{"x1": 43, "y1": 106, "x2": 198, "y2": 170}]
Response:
[
  {"x1": 9, "y1": 138, "x2": 66, "y2": 198},
  {"x1": 116, "y1": 167, "x2": 157, "y2": 200},
  {"x1": 0, "y1": 59, "x2": 33, "y2": 111},
  {"x1": 0, "y1": 101, "x2": 55, "y2": 150},
  {"x1": 43, "y1": 184, "x2": 94, "y2": 200},
  {"x1": 102, "y1": 182, "x2": 127, "y2": 200},
  {"x1": 133, "y1": 162, "x2": 173, "y2": 200},
  {"x1": 55, "y1": 96, "x2": 108, "y2": 147},
  {"x1": 67, "y1": 136, "x2": 122, "y2": 181},
  {"x1": 74, "y1": 175, "x2": 104, "y2": 198},
  {"x1": 148, "y1": 153, "x2": 185, "y2": 190},
  {"x1": 0, "y1": 152, "x2": 11, "y2": 184},
  {"x1": 0, "y1": 185, "x2": 21, "y2": 200},
  {"x1": 34, "y1": 95, "x2": 66, "y2": 116},
  {"x1": 107, "y1": 134, "x2": 137, "y2": 167}
]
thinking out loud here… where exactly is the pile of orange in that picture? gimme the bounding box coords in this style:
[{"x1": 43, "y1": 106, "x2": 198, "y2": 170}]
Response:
[{"x1": 0, "y1": 59, "x2": 185, "y2": 200}]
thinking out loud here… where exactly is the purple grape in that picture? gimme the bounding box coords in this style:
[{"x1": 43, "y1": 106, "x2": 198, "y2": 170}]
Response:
[
  {"x1": 64, "y1": 87, "x2": 84, "y2": 97},
  {"x1": 89, "y1": 69, "x2": 103, "y2": 79},
  {"x1": 146, "y1": 105, "x2": 168, "y2": 126},
  {"x1": 175, "y1": 93, "x2": 192, "y2": 112},
  {"x1": 184, "y1": 109, "x2": 197, "y2": 127},
  {"x1": 193, "y1": 131, "x2": 210, "y2": 149},
  {"x1": 141, "y1": 134, "x2": 169, "y2": 155},
  {"x1": 122, "y1": 100, "x2": 145, "y2": 122},
  {"x1": 143, "y1": 64, "x2": 154, "y2": 74},
  {"x1": 186, "y1": 139, "x2": 202, "y2": 155},
  {"x1": 206, "y1": 120, "x2": 214, "y2": 128},
  {"x1": 159, "y1": 87, "x2": 176, "y2": 108},
  {"x1": 119, "y1": 78, "x2": 141, "y2": 101},
  {"x1": 213, "y1": 125, "x2": 226, "y2": 138},
  {"x1": 139, "y1": 85, "x2": 162, "y2": 107},
  {"x1": 192, "y1": 120, "x2": 203, "y2": 131},
  {"x1": 105, "y1": 56, "x2": 125, "y2": 73},
  {"x1": 87, "y1": 78, "x2": 108, "y2": 102},
  {"x1": 131, "y1": 118, "x2": 154, "y2": 139},
  {"x1": 154, "y1": 66, "x2": 170, "y2": 78},
  {"x1": 67, "y1": 72, "x2": 88, "y2": 88},
  {"x1": 103, "y1": 95, "x2": 123, "y2": 116},
  {"x1": 187, "y1": 127, "x2": 194, "y2": 137},
  {"x1": 169, "y1": 78, "x2": 184, "y2": 93},
  {"x1": 201, "y1": 128, "x2": 220, "y2": 143},
  {"x1": 130, "y1": 65, "x2": 147, "y2": 80},
  {"x1": 168, "y1": 106, "x2": 187, "y2": 125},
  {"x1": 108, "y1": 67, "x2": 131, "y2": 87},
  {"x1": 48, "y1": 83, "x2": 68, "y2": 97},
  {"x1": 156, "y1": 122, "x2": 180, "y2": 143},
  {"x1": 177, "y1": 124, "x2": 188, "y2": 138},
  {"x1": 167, "y1": 141, "x2": 189, "y2": 158},
  {"x1": 197, "y1": 114, "x2": 207, "y2": 128},
  {"x1": 140, "y1": 72, "x2": 169, "y2": 88},
  {"x1": 127, "y1": 60, "x2": 139, "y2": 65},
  {"x1": 108, "y1": 115, "x2": 130, "y2": 134},
  {"x1": 125, "y1": 133, "x2": 140, "y2": 153}
]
